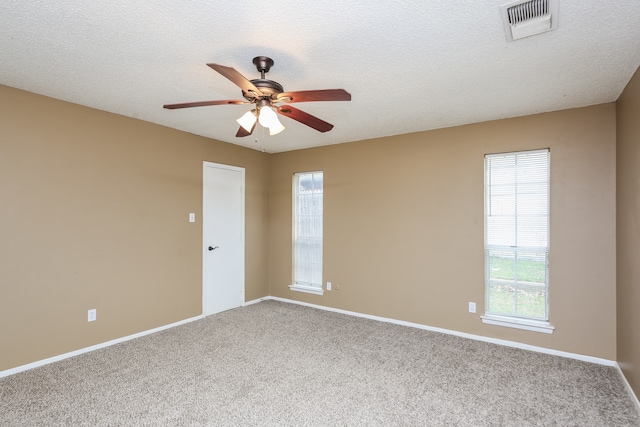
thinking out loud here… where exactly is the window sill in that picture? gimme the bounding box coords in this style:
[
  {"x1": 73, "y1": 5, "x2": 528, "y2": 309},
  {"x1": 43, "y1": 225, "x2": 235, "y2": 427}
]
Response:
[
  {"x1": 481, "y1": 314, "x2": 555, "y2": 334},
  {"x1": 289, "y1": 284, "x2": 324, "y2": 296}
]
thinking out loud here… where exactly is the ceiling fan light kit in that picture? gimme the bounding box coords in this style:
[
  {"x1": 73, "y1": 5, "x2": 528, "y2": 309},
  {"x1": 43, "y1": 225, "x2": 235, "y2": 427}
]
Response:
[
  {"x1": 256, "y1": 98, "x2": 285, "y2": 135},
  {"x1": 164, "y1": 56, "x2": 351, "y2": 137}
]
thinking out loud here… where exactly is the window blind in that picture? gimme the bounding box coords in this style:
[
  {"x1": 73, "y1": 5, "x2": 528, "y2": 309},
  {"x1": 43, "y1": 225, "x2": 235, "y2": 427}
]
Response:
[
  {"x1": 485, "y1": 149, "x2": 549, "y2": 320},
  {"x1": 294, "y1": 171, "x2": 323, "y2": 287}
]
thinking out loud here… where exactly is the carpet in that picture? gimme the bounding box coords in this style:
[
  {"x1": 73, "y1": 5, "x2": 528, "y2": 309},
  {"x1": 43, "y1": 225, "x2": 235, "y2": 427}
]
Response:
[{"x1": 1, "y1": 300, "x2": 638, "y2": 426}]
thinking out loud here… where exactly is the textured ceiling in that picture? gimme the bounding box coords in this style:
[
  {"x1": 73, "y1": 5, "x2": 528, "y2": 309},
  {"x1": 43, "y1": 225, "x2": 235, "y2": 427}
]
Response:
[{"x1": 1, "y1": 1, "x2": 639, "y2": 153}]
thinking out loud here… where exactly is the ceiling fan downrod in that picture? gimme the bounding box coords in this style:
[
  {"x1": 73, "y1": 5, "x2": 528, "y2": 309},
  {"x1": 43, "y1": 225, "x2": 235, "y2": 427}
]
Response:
[
  {"x1": 246, "y1": 56, "x2": 283, "y2": 99},
  {"x1": 252, "y1": 56, "x2": 274, "y2": 79}
]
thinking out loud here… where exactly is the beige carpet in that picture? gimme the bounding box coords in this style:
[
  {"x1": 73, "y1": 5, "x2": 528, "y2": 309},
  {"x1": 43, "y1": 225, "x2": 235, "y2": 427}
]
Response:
[{"x1": 1, "y1": 300, "x2": 639, "y2": 426}]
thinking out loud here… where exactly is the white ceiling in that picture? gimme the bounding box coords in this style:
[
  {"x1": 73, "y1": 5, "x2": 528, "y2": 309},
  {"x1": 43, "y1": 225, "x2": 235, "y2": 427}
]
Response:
[{"x1": 1, "y1": 1, "x2": 639, "y2": 153}]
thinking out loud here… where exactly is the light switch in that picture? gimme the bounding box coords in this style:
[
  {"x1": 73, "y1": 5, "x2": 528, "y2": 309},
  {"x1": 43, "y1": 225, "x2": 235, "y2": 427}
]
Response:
[{"x1": 189, "y1": 213, "x2": 195, "y2": 223}]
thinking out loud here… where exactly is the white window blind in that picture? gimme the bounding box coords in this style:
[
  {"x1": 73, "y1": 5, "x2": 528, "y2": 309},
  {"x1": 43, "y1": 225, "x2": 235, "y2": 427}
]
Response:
[
  {"x1": 294, "y1": 171, "x2": 323, "y2": 288},
  {"x1": 485, "y1": 149, "x2": 549, "y2": 321}
]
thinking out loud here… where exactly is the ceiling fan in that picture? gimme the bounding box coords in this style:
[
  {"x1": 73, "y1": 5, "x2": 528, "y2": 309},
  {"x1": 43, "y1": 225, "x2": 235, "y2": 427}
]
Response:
[{"x1": 164, "y1": 56, "x2": 352, "y2": 137}]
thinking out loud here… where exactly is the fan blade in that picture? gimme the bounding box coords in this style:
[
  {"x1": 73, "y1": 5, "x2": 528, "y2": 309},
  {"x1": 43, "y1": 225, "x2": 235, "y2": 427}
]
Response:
[
  {"x1": 207, "y1": 63, "x2": 264, "y2": 98},
  {"x1": 276, "y1": 89, "x2": 351, "y2": 103},
  {"x1": 164, "y1": 100, "x2": 248, "y2": 109},
  {"x1": 276, "y1": 105, "x2": 334, "y2": 133},
  {"x1": 236, "y1": 122, "x2": 257, "y2": 137}
]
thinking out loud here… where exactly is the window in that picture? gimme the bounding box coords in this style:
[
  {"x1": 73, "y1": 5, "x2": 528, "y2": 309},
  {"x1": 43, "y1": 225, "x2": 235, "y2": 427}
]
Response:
[
  {"x1": 289, "y1": 171, "x2": 323, "y2": 295},
  {"x1": 482, "y1": 149, "x2": 553, "y2": 333}
]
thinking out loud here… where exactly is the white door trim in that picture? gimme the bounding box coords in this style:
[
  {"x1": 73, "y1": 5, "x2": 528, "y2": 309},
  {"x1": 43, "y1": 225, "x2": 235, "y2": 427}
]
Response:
[{"x1": 202, "y1": 161, "x2": 245, "y2": 316}]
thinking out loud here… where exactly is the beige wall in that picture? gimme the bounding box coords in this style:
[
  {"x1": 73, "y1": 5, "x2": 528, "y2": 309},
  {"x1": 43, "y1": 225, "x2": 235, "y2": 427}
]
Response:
[
  {"x1": 617, "y1": 66, "x2": 640, "y2": 396},
  {"x1": 0, "y1": 81, "x2": 623, "y2": 373},
  {"x1": 0, "y1": 85, "x2": 270, "y2": 371},
  {"x1": 270, "y1": 104, "x2": 617, "y2": 360}
]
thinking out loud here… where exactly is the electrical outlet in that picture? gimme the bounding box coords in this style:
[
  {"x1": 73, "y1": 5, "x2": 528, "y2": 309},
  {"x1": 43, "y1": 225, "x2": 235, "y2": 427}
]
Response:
[
  {"x1": 88, "y1": 309, "x2": 96, "y2": 322},
  {"x1": 468, "y1": 302, "x2": 476, "y2": 313},
  {"x1": 326, "y1": 282, "x2": 332, "y2": 291}
]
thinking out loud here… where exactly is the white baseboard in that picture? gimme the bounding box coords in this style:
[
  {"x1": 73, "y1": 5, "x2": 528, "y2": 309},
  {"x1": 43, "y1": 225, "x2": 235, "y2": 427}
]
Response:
[
  {"x1": 2, "y1": 299, "x2": 269, "y2": 378},
  {"x1": 0, "y1": 314, "x2": 203, "y2": 379},
  {"x1": 243, "y1": 297, "x2": 269, "y2": 306},
  {"x1": 266, "y1": 296, "x2": 617, "y2": 367},
  {"x1": 616, "y1": 363, "x2": 640, "y2": 413},
  {"x1": 2, "y1": 296, "x2": 627, "y2": 383}
]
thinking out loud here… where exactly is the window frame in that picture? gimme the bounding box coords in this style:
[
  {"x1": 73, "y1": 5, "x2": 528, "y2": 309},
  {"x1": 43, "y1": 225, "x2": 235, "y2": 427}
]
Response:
[
  {"x1": 289, "y1": 171, "x2": 324, "y2": 296},
  {"x1": 481, "y1": 149, "x2": 554, "y2": 334}
]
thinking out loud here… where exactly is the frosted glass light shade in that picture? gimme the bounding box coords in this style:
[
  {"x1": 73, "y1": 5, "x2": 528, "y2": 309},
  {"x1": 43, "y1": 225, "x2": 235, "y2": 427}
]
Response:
[
  {"x1": 236, "y1": 110, "x2": 257, "y2": 132},
  {"x1": 259, "y1": 106, "x2": 285, "y2": 135},
  {"x1": 268, "y1": 120, "x2": 285, "y2": 135},
  {"x1": 258, "y1": 106, "x2": 279, "y2": 127}
]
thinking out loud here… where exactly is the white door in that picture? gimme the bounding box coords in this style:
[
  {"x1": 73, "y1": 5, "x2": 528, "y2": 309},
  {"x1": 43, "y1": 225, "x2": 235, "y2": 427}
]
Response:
[{"x1": 202, "y1": 162, "x2": 245, "y2": 315}]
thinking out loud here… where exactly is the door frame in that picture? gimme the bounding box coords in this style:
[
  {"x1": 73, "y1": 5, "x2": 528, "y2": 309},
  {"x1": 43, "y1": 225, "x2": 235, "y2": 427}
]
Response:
[{"x1": 202, "y1": 161, "x2": 245, "y2": 316}]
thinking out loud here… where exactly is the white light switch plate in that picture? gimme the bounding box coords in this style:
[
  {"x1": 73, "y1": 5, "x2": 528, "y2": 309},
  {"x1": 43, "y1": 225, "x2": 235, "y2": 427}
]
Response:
[
  {"x1": 189, "y1": 213, "x2": 195, "y2": 222},
  {"x1": 468, "y1": 302, "x2": 476, "y2": 313}
]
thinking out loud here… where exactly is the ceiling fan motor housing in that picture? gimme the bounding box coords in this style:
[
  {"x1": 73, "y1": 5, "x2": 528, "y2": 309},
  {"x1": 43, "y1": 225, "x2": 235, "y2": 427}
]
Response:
[{"x1": 247, "y1": 79, "x2": 284, "y2": 97}]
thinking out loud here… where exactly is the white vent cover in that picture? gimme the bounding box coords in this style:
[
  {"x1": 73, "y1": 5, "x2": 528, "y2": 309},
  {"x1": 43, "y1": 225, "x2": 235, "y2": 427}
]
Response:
[{"x1": 500, "y1": 0, "x2": 559, "y2": 41}]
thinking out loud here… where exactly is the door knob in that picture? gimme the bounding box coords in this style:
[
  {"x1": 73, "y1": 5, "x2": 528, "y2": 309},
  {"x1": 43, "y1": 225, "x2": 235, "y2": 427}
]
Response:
[{"x1": 208, "y1": 246, "x2": 219, "y2": 251}]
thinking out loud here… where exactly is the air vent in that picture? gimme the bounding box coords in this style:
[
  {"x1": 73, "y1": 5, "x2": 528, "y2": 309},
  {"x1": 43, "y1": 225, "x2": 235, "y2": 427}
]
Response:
[{"x1": 500, "y1": 0, "x2": 559, "y2": 41}]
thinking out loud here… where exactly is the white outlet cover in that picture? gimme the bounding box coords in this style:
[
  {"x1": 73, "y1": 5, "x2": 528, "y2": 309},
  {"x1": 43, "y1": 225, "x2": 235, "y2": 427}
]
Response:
[
  {"x1": 88, "y1": 309, "x2": 96, "y2": 322},
  {"x1": 468, "y1": 302, "x2": 476, "y2": 313}
]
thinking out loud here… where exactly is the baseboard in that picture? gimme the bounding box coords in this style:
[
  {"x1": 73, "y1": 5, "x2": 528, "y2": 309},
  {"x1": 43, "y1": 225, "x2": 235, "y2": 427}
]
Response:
[
  {"x1": 2, "y1": 297, "x2": 622, "y2": 379},
  {"x1": 616, "y1": 363, "x2": 640, "y2": 413},
  {"x1": 243, "y1": 297, "x2": 269, "y2": 306},
  {"x1": 266, "y1": 296, "x2": 617, "y2": 367},
  {"x1": 0, "y1": 314, "x2": 204, "y2": 379},
  {"x1": 2, "y1": 299, "x2": 267, "y2": 378}
]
